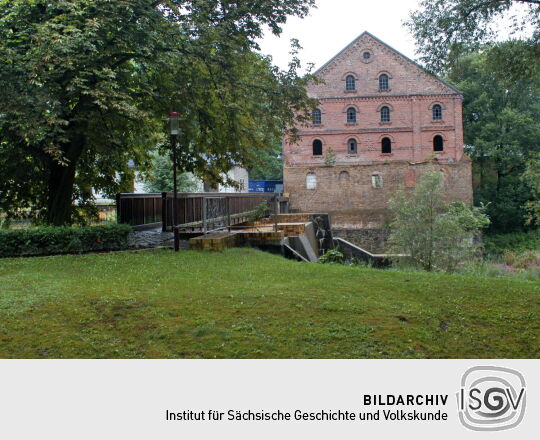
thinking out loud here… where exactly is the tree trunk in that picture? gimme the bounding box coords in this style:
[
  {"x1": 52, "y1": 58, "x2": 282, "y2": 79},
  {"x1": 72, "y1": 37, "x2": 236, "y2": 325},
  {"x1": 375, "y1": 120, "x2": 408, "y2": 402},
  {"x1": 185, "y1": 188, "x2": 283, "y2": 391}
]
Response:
[
  {"x1": 46, "y1": 161, "x2": 78, "y2": 225},
  {"x1": 45, "y1": 133, "x2": 86, "y2": 225}
]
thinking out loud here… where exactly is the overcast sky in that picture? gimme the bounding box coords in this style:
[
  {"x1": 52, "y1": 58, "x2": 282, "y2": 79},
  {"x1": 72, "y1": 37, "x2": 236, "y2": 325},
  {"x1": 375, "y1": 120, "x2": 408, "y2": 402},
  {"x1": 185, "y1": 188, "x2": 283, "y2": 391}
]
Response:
[
  {"x1": 258, "y1": 0, "x2": 421, "y2": 71},
  {"x1": 257, "y1": 0, "x2": 532, "y2": 72}
]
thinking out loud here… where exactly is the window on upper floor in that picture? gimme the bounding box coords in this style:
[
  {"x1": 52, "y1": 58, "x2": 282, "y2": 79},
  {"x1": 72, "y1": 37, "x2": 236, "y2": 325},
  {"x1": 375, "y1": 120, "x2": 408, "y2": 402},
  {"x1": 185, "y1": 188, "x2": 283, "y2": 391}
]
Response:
[
  {"x1": 346, "y1": 107, "x2": 357, "y2": 124},
  {"x1": 379, "y1": 74, "x2": 389, "y2": 91},
  {"x1": 312, "y1": 139, "x2": 323, "y2": 156},
  {"x1": 380, "y1": 106, "x2": 391, "y2": 123},
  {"x1": 348, "y1": 138, "x2": 358, "y2": 154},
  {"x1": 433, "y1": 135, "x2": 444, "y2": 152},
  {"x1": 345, "y1": 75, "x2": 356, "y2": 91},
  {"x1": 433, "y1": 104, "x2": 443, "y2": 121},
  {"x1": 312, "y1": 108, "x2": 321, "y2": 125},
  {"x1": 306, "y1": 172, "x2": 317, "y2": 189},
  {"x1": 381, "y1": 137, "x2": 392, "y2": 154}
]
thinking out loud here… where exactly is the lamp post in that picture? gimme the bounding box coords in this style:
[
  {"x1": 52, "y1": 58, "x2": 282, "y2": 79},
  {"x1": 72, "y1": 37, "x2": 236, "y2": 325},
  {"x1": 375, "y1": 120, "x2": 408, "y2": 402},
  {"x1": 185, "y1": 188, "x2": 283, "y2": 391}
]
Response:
[{"x1": 169, "y1": 111, "x2": 180, "y2": 252}]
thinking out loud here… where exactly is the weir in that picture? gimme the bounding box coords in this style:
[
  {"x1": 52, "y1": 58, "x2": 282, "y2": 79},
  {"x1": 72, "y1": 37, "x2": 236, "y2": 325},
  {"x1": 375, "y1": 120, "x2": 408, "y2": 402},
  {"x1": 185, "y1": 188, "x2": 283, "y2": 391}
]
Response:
[{"x1": 117, "y1": 193, "x2": 406, "y2": 265}]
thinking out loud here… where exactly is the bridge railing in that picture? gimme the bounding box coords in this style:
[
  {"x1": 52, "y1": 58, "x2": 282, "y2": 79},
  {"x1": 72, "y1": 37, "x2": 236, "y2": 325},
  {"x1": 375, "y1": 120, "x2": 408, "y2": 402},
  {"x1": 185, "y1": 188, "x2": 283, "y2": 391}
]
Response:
[
  {"x1": 116, "y1": 193, "x2": 163, "y2": 228},
  {"x1": 116, "y1": 192, "x2": 278, "y2": 231}
]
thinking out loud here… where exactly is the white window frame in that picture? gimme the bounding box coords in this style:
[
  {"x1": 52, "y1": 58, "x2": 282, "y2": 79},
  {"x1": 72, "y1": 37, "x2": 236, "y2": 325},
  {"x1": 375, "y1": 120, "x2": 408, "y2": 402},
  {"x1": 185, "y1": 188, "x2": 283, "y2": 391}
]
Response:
[{"x1": 306, "y1": 173, "x2": 317, "y2": 190}]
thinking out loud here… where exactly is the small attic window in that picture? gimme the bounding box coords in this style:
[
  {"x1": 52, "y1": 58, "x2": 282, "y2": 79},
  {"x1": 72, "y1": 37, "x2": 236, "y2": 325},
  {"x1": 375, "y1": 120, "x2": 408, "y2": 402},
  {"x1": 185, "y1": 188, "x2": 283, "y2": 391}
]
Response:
[
  {"x1": 433, "y1": 104, "x2": 443, "y2": 121},
  {"x1": 379, "y1": 74, "x2": 389, "y2": 91},
  {"x1": 363, "y1": 52, "x2": 371, "y2": 60}
]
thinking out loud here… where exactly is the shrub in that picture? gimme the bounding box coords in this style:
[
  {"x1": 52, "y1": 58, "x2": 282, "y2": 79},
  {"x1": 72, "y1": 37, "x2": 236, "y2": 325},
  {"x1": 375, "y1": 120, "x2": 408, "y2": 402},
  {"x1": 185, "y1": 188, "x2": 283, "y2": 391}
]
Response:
[
  {"x1": 503, "y1": 250, "x2": 517, "y2": 267},
  {"x1": 508, "y1": 250, "x2": 539, "y2": 270},
  {"x1": 247, "y1": 202, "x2": 270, "y2": 222},
  {"x1": 484, "y1": 229, "x2": 540, "y2": 256},
  {"x1": 0, "y1": 224, "x2": 132, "y2": 258},
  {"x1": 323, "y1": 147, "x2": 336, "y2": 166},
  {"x1": 318, "y1": 248, "x2": 345, "y2": 264},
  {"x1": 388, "y1": 171, "x2": 490, "y2": 272}
]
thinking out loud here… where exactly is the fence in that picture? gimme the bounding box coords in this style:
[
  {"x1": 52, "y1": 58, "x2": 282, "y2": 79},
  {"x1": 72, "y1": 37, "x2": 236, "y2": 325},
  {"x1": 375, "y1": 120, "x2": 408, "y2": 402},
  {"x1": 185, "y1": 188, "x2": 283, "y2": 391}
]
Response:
[
  {"x1": 116, "y1": 193, "x2": 163, "y2": 227},
  {"x1": 116, "y1": 192, "x2": 278, "y2": 232}
]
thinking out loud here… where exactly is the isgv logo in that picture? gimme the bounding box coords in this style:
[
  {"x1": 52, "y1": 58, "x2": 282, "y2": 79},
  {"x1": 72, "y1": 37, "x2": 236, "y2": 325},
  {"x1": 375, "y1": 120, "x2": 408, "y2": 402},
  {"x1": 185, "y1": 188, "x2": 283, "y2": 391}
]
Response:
[{"x1": 457, "y1": 366, "x2": 526, "y2": 431}]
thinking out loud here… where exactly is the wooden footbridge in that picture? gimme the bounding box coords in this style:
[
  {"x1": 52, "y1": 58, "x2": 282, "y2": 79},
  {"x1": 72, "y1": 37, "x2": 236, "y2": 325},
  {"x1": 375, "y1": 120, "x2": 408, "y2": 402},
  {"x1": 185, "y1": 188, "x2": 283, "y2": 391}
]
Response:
[{"x1": 116, "y1": 192, "x2": 289, "y2": 233}]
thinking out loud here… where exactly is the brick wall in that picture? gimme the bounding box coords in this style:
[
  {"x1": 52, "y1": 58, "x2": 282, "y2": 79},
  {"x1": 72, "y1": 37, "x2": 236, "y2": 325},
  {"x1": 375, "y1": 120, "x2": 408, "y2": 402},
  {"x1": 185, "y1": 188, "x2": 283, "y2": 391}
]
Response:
[
  {"x1": 283, "y1": 32, "x2": 473, "y2": 233},
  {"x1": 285, "y1": 159, "x2": 472, "y2": 228}
]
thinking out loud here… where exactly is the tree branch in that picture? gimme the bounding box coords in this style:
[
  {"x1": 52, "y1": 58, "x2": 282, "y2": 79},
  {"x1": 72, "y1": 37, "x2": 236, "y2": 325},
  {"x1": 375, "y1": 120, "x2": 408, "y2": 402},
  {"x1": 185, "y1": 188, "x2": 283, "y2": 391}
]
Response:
[{"x1": 460, "y1": 0, "x2": 540, "y2": 21}]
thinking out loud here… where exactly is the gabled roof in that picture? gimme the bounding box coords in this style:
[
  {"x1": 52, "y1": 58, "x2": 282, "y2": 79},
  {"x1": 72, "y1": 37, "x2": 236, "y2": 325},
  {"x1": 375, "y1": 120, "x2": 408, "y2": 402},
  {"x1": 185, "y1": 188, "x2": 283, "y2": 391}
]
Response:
[{"x1": 314, "y1": 31, "x2": 462, "y2": 95}]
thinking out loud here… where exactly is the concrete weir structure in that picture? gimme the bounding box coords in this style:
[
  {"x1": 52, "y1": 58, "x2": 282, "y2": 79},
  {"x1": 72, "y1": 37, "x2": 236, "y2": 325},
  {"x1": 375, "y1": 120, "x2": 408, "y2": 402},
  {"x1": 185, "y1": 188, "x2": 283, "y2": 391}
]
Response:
[
  {"x1": 188, "y1": 213, "x2": 400, "y2": 267},
  {"x1": 188, "y1": 213, "x2": 333, "y2": 262}
]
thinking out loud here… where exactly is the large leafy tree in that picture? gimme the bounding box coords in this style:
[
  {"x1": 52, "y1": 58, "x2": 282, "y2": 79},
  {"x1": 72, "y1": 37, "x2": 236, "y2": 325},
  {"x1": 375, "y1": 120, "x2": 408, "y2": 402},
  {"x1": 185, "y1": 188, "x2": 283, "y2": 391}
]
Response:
[
  {"x1": 407, "y1": 0, "x2": 540, "y2": 80},
  {"x1": 0, "y1": 0, "x2": 316, "y2": 225},
  {"x1": 446, "y1": 51, "x2": 540, "y2": 230}
]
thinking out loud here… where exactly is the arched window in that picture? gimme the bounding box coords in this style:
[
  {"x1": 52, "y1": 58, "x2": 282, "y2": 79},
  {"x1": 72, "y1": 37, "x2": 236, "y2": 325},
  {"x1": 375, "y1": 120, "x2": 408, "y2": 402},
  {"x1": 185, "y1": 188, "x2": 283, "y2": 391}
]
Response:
[
  {"x1": 433, "y1": 135, "x2": 444, "y2": 152},
  {"x1": 345, "y1": 75, "x2": 356, "y2": 91},
  {"x1": 371, "y1": 174, "x2": 383, "y2": 188},
  {"x1": 348, "y1": 138, "x2": 357, "y2": 154},
  {"x1": 346, "y1": 107, "x2": 357, "y2": 124},
  {"x1": 433, "y1": 104, "x2": 442, "y2": 121},
  {"x1": 379, "y1": 74, "x2": 389, "y2": 91},
  {"x1": 306, "y1": 172, "x2": 317, "y2": 189},
  {"x1": 312, "y1": 139, "x2": 323, "y2": 156},
  {"x1": 380, "y1": 106, "x2": 391, "y2": 122},
  {"x1": 381, "y1": 137, "x2": 392, "y2": 154},
  {"x1": 339, "y1": 171, "x2": 350, "y2": 183},
  {"x1": 312, "y1": 108, "x2": 321, "y2": 125}
]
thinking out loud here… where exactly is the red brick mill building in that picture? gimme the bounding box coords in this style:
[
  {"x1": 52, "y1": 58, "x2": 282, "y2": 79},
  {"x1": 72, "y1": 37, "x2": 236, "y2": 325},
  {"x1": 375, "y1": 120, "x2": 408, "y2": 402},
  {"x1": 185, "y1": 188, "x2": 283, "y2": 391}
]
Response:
[{"x1": 283, "y1": 32, "x2": 473, "y2": 250}]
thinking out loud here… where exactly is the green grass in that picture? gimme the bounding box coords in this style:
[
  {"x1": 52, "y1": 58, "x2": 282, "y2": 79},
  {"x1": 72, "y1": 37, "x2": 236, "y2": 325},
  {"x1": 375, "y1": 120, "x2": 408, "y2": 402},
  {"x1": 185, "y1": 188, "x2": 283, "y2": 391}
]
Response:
[{"x1": 0, "y1": 248, "x2": 538, "y2": 359}]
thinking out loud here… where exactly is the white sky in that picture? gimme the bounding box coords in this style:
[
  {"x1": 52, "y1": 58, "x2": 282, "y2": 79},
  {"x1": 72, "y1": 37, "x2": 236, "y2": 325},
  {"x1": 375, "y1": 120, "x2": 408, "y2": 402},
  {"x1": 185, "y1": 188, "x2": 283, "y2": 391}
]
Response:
[
  {"x1": 257, "y1": 0, "x2": 534, "y2": 72},
  {"x1": 258, "y1": 0, "x2": 421, "y2": 71}
]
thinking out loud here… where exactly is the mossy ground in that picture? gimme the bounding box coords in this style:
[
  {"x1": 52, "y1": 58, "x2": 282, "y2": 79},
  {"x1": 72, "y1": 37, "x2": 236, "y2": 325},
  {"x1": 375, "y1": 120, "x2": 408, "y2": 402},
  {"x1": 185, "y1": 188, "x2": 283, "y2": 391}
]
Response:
[{"x1": 0, "y1": 248, "x2": 538, "y2": 358}]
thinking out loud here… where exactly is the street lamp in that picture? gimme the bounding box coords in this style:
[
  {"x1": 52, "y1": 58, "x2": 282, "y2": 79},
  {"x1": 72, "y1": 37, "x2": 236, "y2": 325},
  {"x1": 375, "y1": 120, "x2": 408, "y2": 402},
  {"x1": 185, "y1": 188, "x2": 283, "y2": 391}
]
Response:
[{"x1": 169, "y1": 111, "x2": 180, "y2": 251}]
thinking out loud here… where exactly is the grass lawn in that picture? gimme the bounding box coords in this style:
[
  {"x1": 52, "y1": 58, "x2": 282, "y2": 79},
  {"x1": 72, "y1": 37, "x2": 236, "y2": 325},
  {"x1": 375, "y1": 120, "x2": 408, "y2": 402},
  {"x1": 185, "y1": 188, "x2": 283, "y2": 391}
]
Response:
[{"x1": 0, "y1": 248, "x2": 538, "y2": 358}]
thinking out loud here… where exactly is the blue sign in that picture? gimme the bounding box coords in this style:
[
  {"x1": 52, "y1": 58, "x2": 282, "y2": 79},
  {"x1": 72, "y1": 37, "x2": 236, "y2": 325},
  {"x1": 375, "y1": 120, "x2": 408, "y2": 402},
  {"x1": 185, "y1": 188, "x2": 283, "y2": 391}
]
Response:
[{"x1": 248, "y1": 180, "x2": 283, "y2": 193}]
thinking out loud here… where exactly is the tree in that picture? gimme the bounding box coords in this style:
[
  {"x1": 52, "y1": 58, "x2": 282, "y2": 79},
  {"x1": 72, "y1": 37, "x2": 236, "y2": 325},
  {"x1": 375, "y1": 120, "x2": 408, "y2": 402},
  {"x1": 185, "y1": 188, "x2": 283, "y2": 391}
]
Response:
[
  {"x1": 407, "y1": 0, "x2": 540, "y2": 80},
  {"x1": 0, "y1": 0, "x2": 317, "y2": 225},
  {"x1": 388, "y1": 171, "x2": 489, "y2": 272},
  {"x1": 446, "y1": 51, "x2": 540, "y2": 231},
  {"x1": 142, "y1": 152, "x2": 199, "y2": 193},
  {"x1": 523, "y1": 154, "x2": 540, "y2": 226},
  {"x1": 248, "y1": 142, "x2": 283, "y2": 181}
]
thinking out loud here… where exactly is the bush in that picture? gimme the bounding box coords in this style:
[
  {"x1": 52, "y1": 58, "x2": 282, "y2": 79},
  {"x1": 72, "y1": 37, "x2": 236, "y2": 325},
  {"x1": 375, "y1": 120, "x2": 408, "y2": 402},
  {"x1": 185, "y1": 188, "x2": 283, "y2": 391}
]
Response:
[
  {"x1": 0, "y1": 224, "x2": 132, "y2": 258},
  {"x1": 247, "y1": 202, "x2": 270, "y2": 222},
  {"x1": 388, "y1": 171, "x2": 490, "y2": 272},
  {"x1": 318, "y1": 248, "x2": 345, "y2": 264},
  {"x1": 503, "y1": 250, "x2": 539, "y2": 269},
  {"x1": 483, "y1": 229, "x2": 540, "y2": 256}
]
